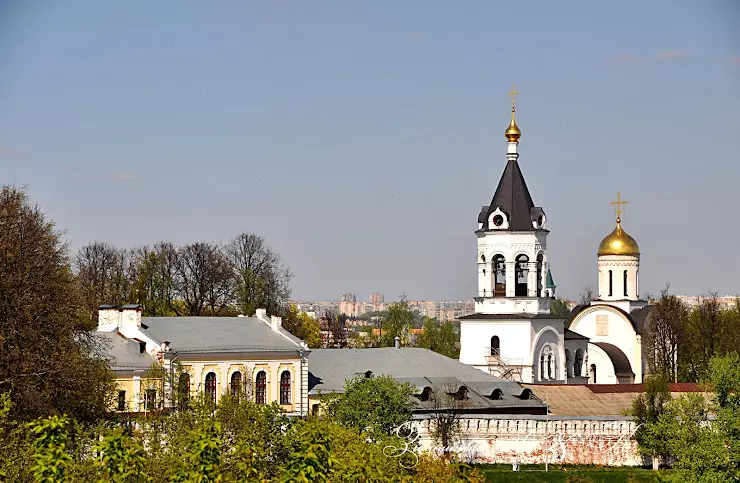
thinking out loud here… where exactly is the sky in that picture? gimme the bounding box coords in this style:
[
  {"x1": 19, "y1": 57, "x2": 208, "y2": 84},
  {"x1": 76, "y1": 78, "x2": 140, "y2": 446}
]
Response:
[{"x1": 1, "y1": 1, "x2": 739, "y2": 302}]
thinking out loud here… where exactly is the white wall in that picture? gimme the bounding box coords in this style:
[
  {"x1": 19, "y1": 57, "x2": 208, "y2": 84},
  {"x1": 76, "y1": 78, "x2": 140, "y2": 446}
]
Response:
[
  {"x1": 597, "y1": 255, "x2": 639, "y2": 301},
  {"x1": 459, "y1": 320, "x2": 532, "y2": 371}
]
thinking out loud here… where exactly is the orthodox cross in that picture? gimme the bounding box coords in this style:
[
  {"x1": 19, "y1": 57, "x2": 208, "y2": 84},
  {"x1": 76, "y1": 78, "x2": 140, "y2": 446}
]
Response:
[
  {"x1": 508, "y1": 85, "x2": 520, "y2": 109},
  {"x1": 610, "y1": 192, "x2": 628, "y2": 219}
]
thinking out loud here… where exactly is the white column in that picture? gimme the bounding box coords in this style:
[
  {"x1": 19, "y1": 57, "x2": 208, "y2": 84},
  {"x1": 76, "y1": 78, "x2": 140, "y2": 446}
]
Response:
[
  {"x1": 505, "y1": 261, "x2": 516, "y2": 298},
  {"x1": 527, "y1": 262, "x2": 537, "y2": 297}
]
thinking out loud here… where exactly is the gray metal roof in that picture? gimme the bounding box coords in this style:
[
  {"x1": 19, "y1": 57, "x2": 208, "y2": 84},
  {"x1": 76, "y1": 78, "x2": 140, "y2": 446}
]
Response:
[
  {"x1": 140, "y1": 316, "x2": 304, "y2": 353},
  {"x1": 308, "y1": 348, "x2": 546, "y2": 414},
  {"x1": 94, "y1": 331, "x2": 155, "y2": 372}
]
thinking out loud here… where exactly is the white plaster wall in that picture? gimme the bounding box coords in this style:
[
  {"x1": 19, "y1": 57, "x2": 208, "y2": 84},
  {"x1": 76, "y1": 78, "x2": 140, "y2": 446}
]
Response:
[
  {"x1": 569, "y1": 306, "x2": 642, "y2": 383},
  {"x1": 597, "y1": 255, "x2": 639, "y2": 301},
  {"x1": 459, "y1": 320, "x2": 532, "y2": 370},
  {"x1": 585, "y1": 345, "x2": 618, "y2": 384}
]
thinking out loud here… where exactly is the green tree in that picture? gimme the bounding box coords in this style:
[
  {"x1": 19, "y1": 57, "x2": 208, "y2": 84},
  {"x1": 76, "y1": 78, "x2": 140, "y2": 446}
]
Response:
[
  {"x1": 644, "y1": 287, "x2": 687, "y2": 380},
  {"x1": 631, "y1": 373, "x2": 672, "y2": 469},
  {"x1": 550, "y1": 298, "x2": 571, "y2": 319},
  {"x1": 325, "y1": 375, "x2": 415, "y2": 437},
  {"x1": 416, "y1": 318, "x2": 459, "y2": 359},
  {"x1": 174, "y1": 420, "x2": 223, "y2": 483},
  {"x1": 94, "y1": 428, "x2": 150, "y2": 483},
  {"x1": 28, "y1": 415, "x2": 73, "y2": 483},
  {"x1": 281, "y1": 304, "x2": 322, "y2": 347},
  {"x1": 0, "y1": 186, "x2": 115, "y2": 422},
  {"x1": 381, "y1": 298, "x2": 415, "y2": 347}
]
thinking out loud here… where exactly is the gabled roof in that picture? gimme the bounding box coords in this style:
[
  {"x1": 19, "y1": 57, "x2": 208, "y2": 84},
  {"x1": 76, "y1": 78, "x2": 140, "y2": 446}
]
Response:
[
  {"x1": 94, "y1": 331, "x2": 155, "y2": 372},
  {"x1": 478, "y1": 159, "x2": 543, "y2": 232},
  {"x1": 307, "y1": 348, "x2": 546, "y2": 414},
  {"x1": 140, "y1": 316, "x2": 304, "y2": 354}
]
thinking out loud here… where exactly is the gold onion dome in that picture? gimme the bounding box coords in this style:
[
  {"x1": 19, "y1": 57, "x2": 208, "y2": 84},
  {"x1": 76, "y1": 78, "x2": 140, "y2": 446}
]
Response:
[
  {"x1": 505, "y1": 106, "x2": 521, "y2": 142},
  {"x1": 598, "y1": 217, "x2": 640, "y2": 256}
]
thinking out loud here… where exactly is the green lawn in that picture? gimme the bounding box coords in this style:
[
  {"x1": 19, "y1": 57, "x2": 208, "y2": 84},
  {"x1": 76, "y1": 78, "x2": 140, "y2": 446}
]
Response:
[{"x1": 478, "y1": 464, "x2": 668, "y2": 482}]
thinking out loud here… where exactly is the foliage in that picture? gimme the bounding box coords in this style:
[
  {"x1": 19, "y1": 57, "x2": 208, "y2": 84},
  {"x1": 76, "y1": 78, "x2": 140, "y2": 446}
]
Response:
[
  {"x1": 416, "y1": 317, "x2": 459, "y2": 359},
  {"x1": 28, "y1": 415, "x2": 73, "y2": 483},
  {"x1": 644, "y1": 287, "x2": 686, "y2": 379},
  {"x1": 380, "y1": 298, "x2": 415, "y2": 347},
  {"x1": 281, "y1": 304, "x2": 322, "y2": 347},
  {"x1": 550, "y1": 298, "x2": 571, "y2": 319},
  {"x1": 281, "y1": 420, "x2": 337, "y2": 482},
  {"x1": 0, "y1": 186, "x2": 115, "y2": 422},
  {"x1": 174, "y1": 419, "x2": 223, "y2": 483},
  {"x1": 631, "y1": 374, "x2": 672, "y2": 462},
  {"x1": 427, "y1": 383, "x2": 470, "y2": 451},
  {"x1": 325, "y1": 374, "x2": 415, "y2": 437},
  {"x1": 94, "y1": 428, "x2": 150, "y2": 482}
]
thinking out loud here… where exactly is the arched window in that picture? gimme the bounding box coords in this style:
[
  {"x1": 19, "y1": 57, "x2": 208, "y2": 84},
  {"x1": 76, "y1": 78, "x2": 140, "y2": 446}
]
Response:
[
  {"x1": 536, "y1": 253, "x2": 544, "y2": 296},
  {"x1": 540, "y1": 346, "x2": 553, "y2": 380},
  {"x1": 574, "y1": 349, "x2": 584, "y2": 377},
  {"x1": 231, "y1": 371, "x2": 242, "y2": 397},
  {"x1": 280, "y1": 371, "x2": 291, "y2": 405},
  {"x1": 493, "y1": 255, "x2": 506, "y2": 297},
  {"x1": 178, "y1": 373, "x2": 190, "y2": 410},
  {"x1": 480, "y1": 254, "x2": 486, "y2": 263},
  {"x1": 547, "y1": 350, "x2": 554, "y2": 379},
  {"x1": 608, "y1": 270, "x2": 613, "y2": 296},
  {"x1": 565, "y1": 349, "x2": 572, "y2": 378},
  {"x1": 515, "y1": 254, "x2": 529, "y2": 296},
  {"x1": 255, "y1": 371, "x2": 267, "y2": 404},
  {"x1": 623, "y1": 270, "x2": 628, "y2": 297},
  {"x1": 590, "y1": 364, "x2": 597, "y2": 384},
  {"x1": 205, "y1": 372, "x2": 217, "y2": 404},
  {"x1": 490, "y1": 336, "x2": 500, "y2": 356}
]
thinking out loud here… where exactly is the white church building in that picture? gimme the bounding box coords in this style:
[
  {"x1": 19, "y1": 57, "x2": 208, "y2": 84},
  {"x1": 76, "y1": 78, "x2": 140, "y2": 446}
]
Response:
[{"x1": 458, "y1": 92, "x2": 653, "y2": 385}]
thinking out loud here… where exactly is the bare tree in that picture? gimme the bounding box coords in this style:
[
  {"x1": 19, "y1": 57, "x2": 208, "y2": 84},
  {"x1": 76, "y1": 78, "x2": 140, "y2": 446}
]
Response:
[
  {"x1": 324, "y1": 309, "x2": 348, "y2": 348},
  {"x1": 644, "y1": 285, "x2": 686, "y2": 382},
  {"x1": 426, "y1": 382, "x2": 470, "y2": 456},
  {"x1": 75, "y1": 241, "x2": 134, "y2": 318},
  {"x1": 130, "y1": 242, "x2": 178, "y2": 316},
  {"x1": 172, "y1": 242, "x2": 233, "y2": 316},
  {"x1": 578, "y1": 285, "x2": 594, "y2": 306},
  {"x1": 225, "y1": 233, "x2": 292, "y2": 316}
]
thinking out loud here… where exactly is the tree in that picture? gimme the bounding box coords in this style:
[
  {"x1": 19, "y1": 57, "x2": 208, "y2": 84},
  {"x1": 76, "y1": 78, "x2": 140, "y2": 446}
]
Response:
[
  {"x1": 427, "y1": 382, "x2": 470, "y2": 454},
  {"x1": 416, "y1": 318, "x2": 459, "y2": 359},
  {"x1": 381, "y1": 299, "x2": 415, "y2": 347},
  {"x1": 550, "y1": 298, "x2": 571, "y2": 319},
  {"x1": 129, "y1": 242, "x2": 178, "y2": 316},
  {"x1": 226, "y1": 233, "x2": 292, "y2": 316},
  {"x1": 324, "y1": 310, "x2": 348, "y2": 348},
  {"x1": 578, "y1": 285, "x2": 594, "y2": 306},
  {"x1": 631, "y1": 373, "x2": 672, "y2": 469},
  {"x1": 0, "y1": 186, "x2": 115, "y2": 422},
  {"x1": 172, "y1": 242, "x2": 233, "y2": 316},
  {"x1": 75, "y1": 242, "x2": 134, "y2": 320},
  {"x1": 281, "y1": 304, "x2": 321, "y2": 347},
  {"x1": 325, "y1": 375, "x2": 415, "y2": 437},
  {"x1": 644, "y1": 286, "x2": 686, "y2": 381}
]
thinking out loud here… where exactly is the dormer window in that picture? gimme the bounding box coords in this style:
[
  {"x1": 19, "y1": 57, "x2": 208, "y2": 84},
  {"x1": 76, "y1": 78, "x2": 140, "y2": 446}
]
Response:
[{"x1": 488, "y1": 208, "x2": 509, "y2": 230}]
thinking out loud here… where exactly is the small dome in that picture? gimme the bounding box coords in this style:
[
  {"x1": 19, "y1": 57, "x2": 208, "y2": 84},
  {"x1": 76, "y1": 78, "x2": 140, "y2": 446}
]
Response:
[
  {"x1": 505, "y1": 107, "x2": 521, "y2": 142},
  {"x1": 598, "y1": 218, "x2": 640, "y2": 256}
]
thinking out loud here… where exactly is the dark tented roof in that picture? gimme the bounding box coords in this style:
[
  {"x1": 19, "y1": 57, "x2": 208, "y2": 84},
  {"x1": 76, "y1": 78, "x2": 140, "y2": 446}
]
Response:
[
  {"x1": 478, "y1": 159, "x2": 543, "y2": 232},
  {"x1": 140, "y1": 316, "x2": 304, "y2": 353},
  {"x1": 308, "y1": 348, "x2": 546, "y2": 414},
  {"x1": 592, "y1": 342, "x2": 634, "y2": 377}
]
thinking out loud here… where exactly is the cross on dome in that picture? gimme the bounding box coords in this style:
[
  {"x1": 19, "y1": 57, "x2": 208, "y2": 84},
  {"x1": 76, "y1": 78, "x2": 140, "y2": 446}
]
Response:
[{"x1": 609, "y1": 192, "x2": 628, "y2": 222}]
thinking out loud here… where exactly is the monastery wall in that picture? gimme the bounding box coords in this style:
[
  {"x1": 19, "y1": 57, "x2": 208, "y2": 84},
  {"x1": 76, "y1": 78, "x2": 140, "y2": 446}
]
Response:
[{"x1": 409, "y1": 416, "x2": 643, "y2": 466}]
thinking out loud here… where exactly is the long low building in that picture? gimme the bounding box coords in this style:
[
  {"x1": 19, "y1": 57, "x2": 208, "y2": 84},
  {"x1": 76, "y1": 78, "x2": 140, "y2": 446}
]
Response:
[{"x1": 307, "y1": 347, "x2": 547, "y2": 415}]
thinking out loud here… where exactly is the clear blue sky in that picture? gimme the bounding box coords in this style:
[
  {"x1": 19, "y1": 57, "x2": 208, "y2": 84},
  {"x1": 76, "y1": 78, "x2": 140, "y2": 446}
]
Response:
[{"x1": 2, "y1": 1, "x2": 739, "y2": 301}]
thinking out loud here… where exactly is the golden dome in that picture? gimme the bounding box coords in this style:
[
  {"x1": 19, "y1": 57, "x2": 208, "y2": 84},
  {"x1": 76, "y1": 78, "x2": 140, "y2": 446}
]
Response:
[
  {"x1": 505, "y1": 106, "x2": 521, "y2": 142},
  {"x1": 598, "y1": 217, "x2": 640, "y2": 256}
]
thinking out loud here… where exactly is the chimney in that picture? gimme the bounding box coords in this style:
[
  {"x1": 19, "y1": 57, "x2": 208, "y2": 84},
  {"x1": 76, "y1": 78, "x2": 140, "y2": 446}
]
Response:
[
  {"x1": 255, "y1": 308, "x2": 268, "y2": 323},
  {"x1": 271, "y1": 315, "x2": 282, "y2": 332},
  {"x1": 119, "y1": 304, "x2": 143, "y2": 336},
  {"x1": 394, "y1": 336, "x2": 400, "y2": 349},
  {"x1": 97, "y1": 305, "x2": 121, "y2": 332}
]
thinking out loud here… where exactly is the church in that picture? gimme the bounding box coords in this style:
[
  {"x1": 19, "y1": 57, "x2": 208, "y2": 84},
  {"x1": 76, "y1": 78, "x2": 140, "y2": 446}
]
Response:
[{"x1": 458, "y1": 89, "x2": 653, "y2": 385}]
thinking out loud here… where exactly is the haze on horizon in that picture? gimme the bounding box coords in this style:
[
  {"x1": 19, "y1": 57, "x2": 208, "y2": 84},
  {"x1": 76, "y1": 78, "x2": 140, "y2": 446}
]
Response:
[{"x1": 2, "y1": 1, "x2": 739, "y2": 302}]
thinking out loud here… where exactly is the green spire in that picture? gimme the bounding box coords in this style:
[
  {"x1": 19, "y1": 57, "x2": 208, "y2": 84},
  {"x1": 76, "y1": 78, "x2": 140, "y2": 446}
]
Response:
[{"x1": 545, "y1": 267, "x2": 556, "y2": 289}]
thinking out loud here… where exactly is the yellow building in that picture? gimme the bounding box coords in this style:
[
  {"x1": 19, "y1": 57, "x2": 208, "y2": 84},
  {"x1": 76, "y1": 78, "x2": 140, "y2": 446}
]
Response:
[{"x1": 96, "y1": 304, "x2": 310, "y2": 415}]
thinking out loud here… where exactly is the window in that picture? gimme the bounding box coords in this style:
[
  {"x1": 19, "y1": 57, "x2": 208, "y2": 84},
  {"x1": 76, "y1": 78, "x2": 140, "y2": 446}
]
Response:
[
  {"x1": 205, "y1": 372, "x2": 217, "y2": 404},
  {"x1": 540, "y1": 346, "x2": 555, "y2": 380},
  {"x1": 608, "y1": 270, "x2": 613, "y2": 296},
  {"x1": 493, "y1": 255, "x2": 506, "y2": 297},
  {"x1": 596, "y1": 315, "x2": 609, "y2": 336},
  {"x1": 117, "y1": 390, "x2": 126, "y2": 411},
  {"x1": 565, "y1": 349, "x2": 572, "y2": 378},
  {"x1": 574, "y1": 349, "x2": 584, "y2": 377},
  {"x1": 536, "y1": 254, "x2": 544, "y2": 296},
  {"x1": 280, "y1": 371, "x2": 291, "y2": 405},
  {"x1": 256, "y1": 371, "x2": 267, "y2": 404},
  {"x1": 178, "y1": 373, "x2": 190, "y2": 410},
  {"x1": 231, "y1": 371, "x2": 242, "y2": 397},
  {"x1": 515, "y1": 254, "x2": 529, "y2": 296},
  {"x1": 547, "y1": 352, "x2": 553, "y2": 379},
  {"x1": 145, "y1": 389, "x2": 156, "y2": 410},
  {"x1": 490, "y1": 336, "x2": 500, "y2": 356},
  {"x1": 590, "y1": 364, "x2": 597, "y2": 384},
  {"x1": 623, "y1": 270, "x2": 628, "y2": 297}
]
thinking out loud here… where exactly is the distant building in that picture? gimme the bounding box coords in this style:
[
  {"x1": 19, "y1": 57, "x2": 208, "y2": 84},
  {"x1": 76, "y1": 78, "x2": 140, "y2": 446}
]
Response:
[{"x1": 369, "y1": 292, "x2": 385, "y2": 312}]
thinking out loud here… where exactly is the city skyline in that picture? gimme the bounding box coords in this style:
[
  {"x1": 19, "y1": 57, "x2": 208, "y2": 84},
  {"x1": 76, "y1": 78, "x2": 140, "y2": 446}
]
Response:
[{"x1": 2, "y1": 2, "x2": 740, "y2": 301}]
